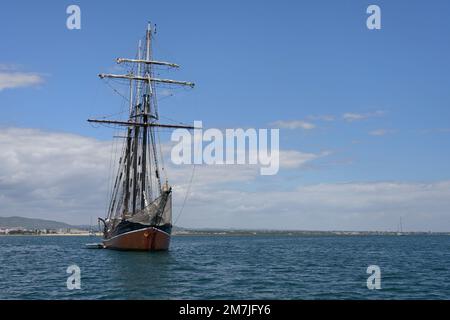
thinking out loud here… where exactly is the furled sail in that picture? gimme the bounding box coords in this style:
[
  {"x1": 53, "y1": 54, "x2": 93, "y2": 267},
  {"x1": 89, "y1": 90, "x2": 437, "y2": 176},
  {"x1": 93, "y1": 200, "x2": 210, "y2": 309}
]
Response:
[{"x1": 127, "y1": 191, "x2": 172, "y2": 227}]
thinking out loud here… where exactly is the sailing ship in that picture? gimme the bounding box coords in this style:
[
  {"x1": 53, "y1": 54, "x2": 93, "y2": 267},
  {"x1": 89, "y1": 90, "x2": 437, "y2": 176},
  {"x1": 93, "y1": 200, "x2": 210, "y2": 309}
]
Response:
[
  {"x1": 88, "y1": 24, "x2": 195, "y2": 251},
  {"x1": 396, "y1": 216, "x2": 404, "y2": 236}
]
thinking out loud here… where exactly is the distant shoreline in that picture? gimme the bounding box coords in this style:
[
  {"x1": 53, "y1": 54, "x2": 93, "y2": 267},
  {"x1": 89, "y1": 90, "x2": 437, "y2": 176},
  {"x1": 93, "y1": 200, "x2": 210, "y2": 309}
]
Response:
[
  {"x1": 0, "y1": 233, "x2": 102, "y2": 237},
  {"x1": 2, "y1": 217, "x2": 449, "y2": 236},
  {"x1": 172, "y1": 231, "x2": 450, "y2": 236},
  {"x1": 1, "y1": 231, "x2": 449, "y2": 237}
]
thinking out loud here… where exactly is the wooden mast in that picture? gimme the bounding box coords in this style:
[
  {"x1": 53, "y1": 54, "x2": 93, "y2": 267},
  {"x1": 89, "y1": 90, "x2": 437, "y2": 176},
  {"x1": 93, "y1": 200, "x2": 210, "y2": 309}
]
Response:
[
  {"x1": 122, "y1": 56, "x2": 135, "y2": 217},
  {"x1": 131, "y1": 40, "x2": 143, "y2": 215},
  {"x1": 123, "y1": 129, "x2": 132, "y2": 217},
  {"x1": 140, "y1": 23, "x2": 151, "y2": 210}
]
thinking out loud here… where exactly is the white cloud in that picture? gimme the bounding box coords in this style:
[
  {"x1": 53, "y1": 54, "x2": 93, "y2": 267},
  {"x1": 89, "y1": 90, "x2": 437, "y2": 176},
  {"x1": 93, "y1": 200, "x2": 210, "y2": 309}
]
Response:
[
  {"x1": 0, "y1": 72, "x2": 44, "y2": 91},
  {"x1": 0, "y1": 64, "x2": 21, "y2": 71},
  {"x1": 0, "y1": 127, "x2": 112, "y2": 224},
  {"x1": 278, "y1": 150, "x2": 330, "y2": 168},
  {"x1": 179, "y1": 181, "x2": 450, "y2": 232},
  {"x1": 0, "y1": 127, "x2": 324, "y2": 225},
  {"x1": 369, "y1": 129, "x2": 395, "y2": 136},
  {"x1": 342, "y1": 113, "x2": 365, "y2": 122},
  {"x1": 342, "y1": 110, "x2": 385, "y2": 122},
  {"x1": 1, "y1": 127, "x2": 449, "y2": 231},
  {"x1": 307, "y1": 114, "x2": 335, "y2": 121},
  {"x1": 421, "y1": 128, "x2": 450, "y2": 134},
  {"x1": 271, "y1": 111, "x2": 384, "y2": 127},
  {"x1": 271, "y1": 120, "x2": 316, "y2": 130}
]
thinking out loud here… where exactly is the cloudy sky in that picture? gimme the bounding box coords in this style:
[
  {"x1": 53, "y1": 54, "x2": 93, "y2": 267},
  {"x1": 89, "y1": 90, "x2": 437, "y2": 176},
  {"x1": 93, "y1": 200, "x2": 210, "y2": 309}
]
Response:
[{"x1": 1, "y1": 1, "x2": 450, "y2": 231}]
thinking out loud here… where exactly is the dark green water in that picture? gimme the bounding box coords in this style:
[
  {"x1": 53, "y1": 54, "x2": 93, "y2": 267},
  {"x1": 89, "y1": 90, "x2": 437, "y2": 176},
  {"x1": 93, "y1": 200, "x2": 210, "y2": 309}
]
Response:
[{"x1": 0, "y1": 235, "x2": 449, "y2": 299}]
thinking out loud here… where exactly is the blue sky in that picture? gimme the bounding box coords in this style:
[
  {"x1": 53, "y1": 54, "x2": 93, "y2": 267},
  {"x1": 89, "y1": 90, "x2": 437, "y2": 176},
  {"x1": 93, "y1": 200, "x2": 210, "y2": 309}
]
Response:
[{"x1": 1, "y1": 1, "x2": 450, "y2": 230}]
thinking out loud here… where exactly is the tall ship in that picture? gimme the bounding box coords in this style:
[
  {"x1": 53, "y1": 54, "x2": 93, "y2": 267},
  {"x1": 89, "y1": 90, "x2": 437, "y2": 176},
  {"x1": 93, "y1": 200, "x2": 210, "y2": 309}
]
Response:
[{"x1": 88, "y1": 24, "x2": 195, "y2": 250}]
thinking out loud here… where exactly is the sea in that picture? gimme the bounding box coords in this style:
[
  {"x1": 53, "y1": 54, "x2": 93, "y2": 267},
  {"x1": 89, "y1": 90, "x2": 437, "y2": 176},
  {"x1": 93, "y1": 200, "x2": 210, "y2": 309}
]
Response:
[{"x1": 0, "y1": 235, "x2": 449, "y2": 300}]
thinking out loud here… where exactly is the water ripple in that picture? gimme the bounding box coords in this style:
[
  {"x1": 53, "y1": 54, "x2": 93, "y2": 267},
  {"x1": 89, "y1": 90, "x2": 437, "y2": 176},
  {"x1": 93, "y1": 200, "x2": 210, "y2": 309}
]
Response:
[{"x1": 0, "y1": 235, "x2": 449, "y2": 299}]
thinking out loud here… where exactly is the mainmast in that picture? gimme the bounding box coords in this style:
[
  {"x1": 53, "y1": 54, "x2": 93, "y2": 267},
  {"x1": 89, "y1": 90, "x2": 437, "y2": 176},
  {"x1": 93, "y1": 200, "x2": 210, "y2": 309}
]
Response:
[
  {"x1": 89, "y1": 23, "x2": 195, "y2": 219},
  {"x1": 140, "y1": 24, "x2": 151, "y2": 211}
]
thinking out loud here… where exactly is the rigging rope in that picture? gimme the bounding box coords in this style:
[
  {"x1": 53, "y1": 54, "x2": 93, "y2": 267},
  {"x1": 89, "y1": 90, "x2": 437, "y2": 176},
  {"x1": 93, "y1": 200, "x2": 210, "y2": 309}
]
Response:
[
  {"x1": 174, "y1": 164, "x2": 196, "y2": 226},
  {"x1": 104, "y1": 78, "x2": 130, "y2": 102},
  {"x1": 155, "y1": 127, "x2": 167, "y2": 182},
  {"x1": 105, "y1": 97, "x2": 128, "y2": 219}
]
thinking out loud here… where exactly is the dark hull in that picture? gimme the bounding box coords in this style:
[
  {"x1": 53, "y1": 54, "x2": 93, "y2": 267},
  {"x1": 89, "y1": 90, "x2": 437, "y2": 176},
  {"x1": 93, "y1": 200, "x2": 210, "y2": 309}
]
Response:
[{"x1": 103, "y1": 224, "x2": 171, "y2": 251}]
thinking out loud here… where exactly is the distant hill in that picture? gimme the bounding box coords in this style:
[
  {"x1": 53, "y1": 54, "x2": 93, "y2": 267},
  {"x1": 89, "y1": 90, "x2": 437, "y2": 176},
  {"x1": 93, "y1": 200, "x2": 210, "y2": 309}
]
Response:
[{"x1": 0, "y1": 216, "x2": 89, "y2": 230}]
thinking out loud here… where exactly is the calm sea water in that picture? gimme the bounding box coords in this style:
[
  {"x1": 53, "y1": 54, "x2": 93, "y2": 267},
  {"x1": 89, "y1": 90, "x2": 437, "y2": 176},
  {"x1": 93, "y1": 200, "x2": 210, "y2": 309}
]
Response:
[{"x1": 0, "y1": 235, "x2": 449, "y2": 299}]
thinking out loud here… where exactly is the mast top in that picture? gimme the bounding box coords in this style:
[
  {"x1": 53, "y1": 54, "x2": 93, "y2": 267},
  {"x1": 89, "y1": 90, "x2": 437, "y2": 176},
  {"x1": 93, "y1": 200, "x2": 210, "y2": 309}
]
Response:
[{"x1": 100, "y1": 23, "x2": 193, "y2": 87}]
